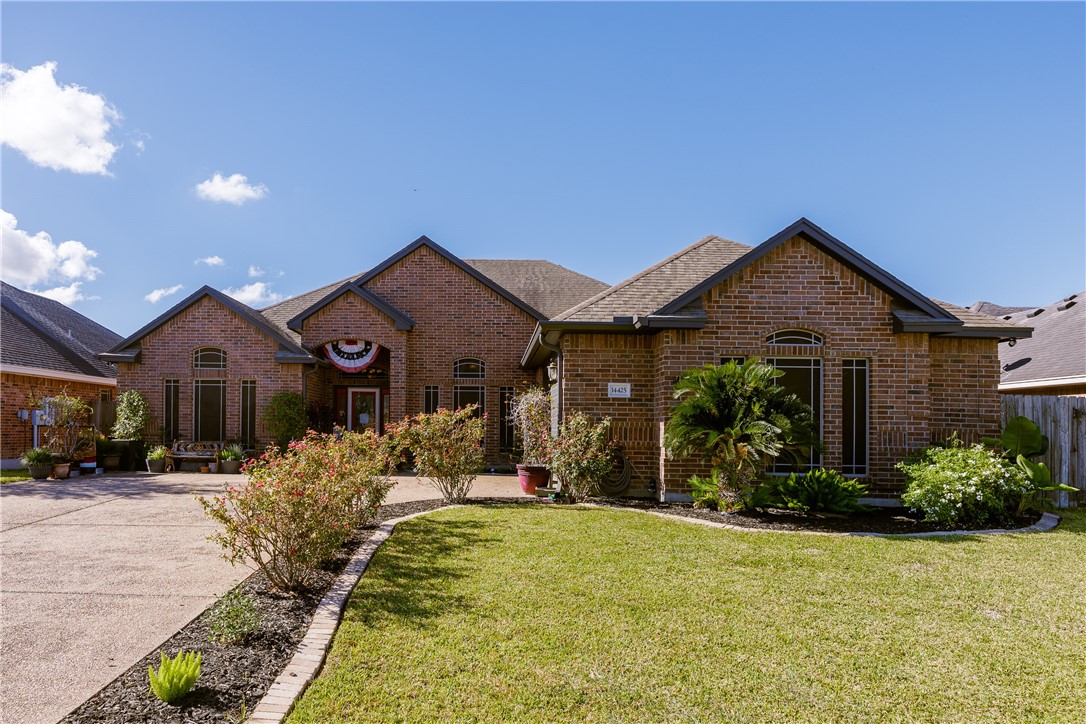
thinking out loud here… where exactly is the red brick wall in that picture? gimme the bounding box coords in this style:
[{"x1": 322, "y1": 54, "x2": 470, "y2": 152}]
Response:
[
  {"x1": 114, "y1": 296, "x2": 304, "y2": 444},
  {"x1": 1, "y1": 373, "x2": 113, "y2": 460},
  {"x1": 558, "y1": 236, "x2": 1002, "y2": 500},
  {"x1": 300, "y1": 246, "x2": 540, "y2": 463}
]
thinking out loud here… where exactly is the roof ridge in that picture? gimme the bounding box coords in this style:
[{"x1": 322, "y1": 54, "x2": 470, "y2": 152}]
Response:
[{"x1": 554, "y1": 235, "x2": 747, "y2": 321}]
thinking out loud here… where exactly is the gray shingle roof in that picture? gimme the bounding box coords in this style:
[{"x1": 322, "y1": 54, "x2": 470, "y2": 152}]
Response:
[
  {"x1": 1, "y1": 281, "x2": 121, "y2": 378},
  {"x1": 462, "y1": 260, "x2": 609, "y2": 319},
  {"x1": 260, "y1": 275, "x2": 358, "y2": 343},
  {"x1": 555, "y1": 235, "x2": 753, "y2": 322},
  {"x1": 969, "y1": 300, "x2": 1034, "y2": 317},
  {"x1": 932, "y1": 300, "x2": 1032, "y2": 334},
  {"x1": 997, "y1": 292, "x2": 1085, "y2": 386}
]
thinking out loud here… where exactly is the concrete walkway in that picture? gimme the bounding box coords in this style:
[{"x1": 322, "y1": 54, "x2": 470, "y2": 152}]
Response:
[{"x1": 0, "y1": 470, "x2": 524, "y2": 724}]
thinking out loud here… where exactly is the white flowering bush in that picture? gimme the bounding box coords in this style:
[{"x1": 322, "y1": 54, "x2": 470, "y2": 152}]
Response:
[{"x1": 898, "y1": 442, "x2": 1027, "y2": 528}]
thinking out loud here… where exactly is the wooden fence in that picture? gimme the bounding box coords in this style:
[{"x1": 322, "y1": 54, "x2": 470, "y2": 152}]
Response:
[{"x1": 1001, "y1": 394, "x2": 1086, "y2": 506}]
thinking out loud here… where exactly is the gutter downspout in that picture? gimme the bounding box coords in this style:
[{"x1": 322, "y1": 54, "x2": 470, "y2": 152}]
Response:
[{"x1": 539, "y1": 332, "x2": 563, "y2": 424}]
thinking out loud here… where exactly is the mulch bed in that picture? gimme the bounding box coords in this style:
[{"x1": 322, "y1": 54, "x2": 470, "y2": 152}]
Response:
[{"x1": 62, "y1": 496, "x2": 1041, "y2": 722}]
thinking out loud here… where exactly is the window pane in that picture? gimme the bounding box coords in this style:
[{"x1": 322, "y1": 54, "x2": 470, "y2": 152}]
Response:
[
  {"x1": 767, "y1": 330, "x2": 823, "y2": 346},
  {"x1": 240, "y1": 380, "x2": 257, "y2": 445},
  {"x1": 193, "y1": 347, "x2": 226, "y2": 369},
  {"x1": 453, "y1": 358, "x2": 485, "y2": 379},
  {"x1": 720, "y1": 356, "x2": 746, "y2": 366},
  {"x1": 164, "y1": 379, "x2": 179, "y2": 442},
  {"x1": 194, "y1": 380, "x2": 226, "y2": 440},
  {"x1": 767, "y1": 358, "x2": 822, "y2": 472},
  {"x1": 453, "y1": 386, "x2": 485, "y2": 418},
  {"x1": 424, "y1": 386, "x2": 440, "y2": 414},
  {"x1": 499, "y1": 387, "x2": 515, "y2": 454},
  {"x1": 842, "y1": 360, "x2": 869, "y2": 476}
]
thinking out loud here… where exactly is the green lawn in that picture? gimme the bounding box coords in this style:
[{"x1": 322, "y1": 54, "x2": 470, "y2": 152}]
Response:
[
  {"x1": 289, "y1": 505, "x2": 1086, "y2": 722},
  {"x1": 1, "y1": 468, "x2": 31, "y2": 483}
]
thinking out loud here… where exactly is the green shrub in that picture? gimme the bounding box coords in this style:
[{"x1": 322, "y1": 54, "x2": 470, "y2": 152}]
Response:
[
  {"x1": 262, "y1": 392, "x2": 308, "y2": 449},
  {"x1": 391, "y1": 406, "x2": 485, "y2": 504},
  {"x1": 21, "y1": 447, "x2": 55, "y2": 465},
  {"x1": 200, "y1": 429, "x2": 397, "y2": 591},
  {"x1": 758, "y1": 468, "x2": 867, "y2": 514},
  {"x1": 898, "y1": 441, "x2": 1027, "y2": 528},
  {"x1": 146, "y1": 445, "x2": 168, "y2": 460},
  {"x1": 148, "y1": 650, "x2": 201, "y2": 703},
  {"x1": 208, "y1": 589, "x2": 260, "y2": 645},
  {"x1": 112, "y1": 390, "x2": 151, "y2": 440},
  {"x1": 689, "y1": 473, "x2": 720, "y2": 510},
  {"x1": 548, "y1": 412, "x2": 613, "y2": 503}
]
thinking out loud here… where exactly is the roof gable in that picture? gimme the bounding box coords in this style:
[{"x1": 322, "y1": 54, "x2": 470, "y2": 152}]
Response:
[
  {"x1": 656, "y1": 218, "x2": 959, "y2": 323},
  {"x1": 101, "y1": 286, "x2": 314, "y2": 362},
  {"x1": 285, "y1": 282, "x2": 416, "y2": 332}
]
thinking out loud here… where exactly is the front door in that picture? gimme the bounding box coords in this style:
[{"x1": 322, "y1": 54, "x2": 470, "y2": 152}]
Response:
[{"x1": 348, "y1": 388, "x2": 381, "y2": 433}]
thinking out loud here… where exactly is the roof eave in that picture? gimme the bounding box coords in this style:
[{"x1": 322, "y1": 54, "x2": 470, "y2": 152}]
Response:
[
  {"x1": 99, "y1": 348, "x2": 141, "y2": 363},
  {"x1": 936, "y1": 327, "x2": 1034, "y2": 339},
  {"x1": 632, "y1": 314, "x2": 706, "y2": 330}
]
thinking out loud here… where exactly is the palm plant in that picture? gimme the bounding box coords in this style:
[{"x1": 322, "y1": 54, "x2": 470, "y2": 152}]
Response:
[{"x1": 663, "y1": 359, "x2": 816, "y2": 508}]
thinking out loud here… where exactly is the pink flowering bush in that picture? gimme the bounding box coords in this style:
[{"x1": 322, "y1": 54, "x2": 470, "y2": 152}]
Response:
[
  {"x1": 391, "y1": 406, "x2": 484, "y2": 504},
  {"x1": 199, "y1": 429, "x2": 397, "y2": 592},
  {"x1": 548, "y1": 412, "x2": 614, "y2": 503}
]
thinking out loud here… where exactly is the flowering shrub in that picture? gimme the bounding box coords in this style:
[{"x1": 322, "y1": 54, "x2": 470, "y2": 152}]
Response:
[
  {"x1": 391, "y1": 406, "x2": 484, "y2": 503},
  {"x1": 548, "y1": 412, "x2": 613, "y2": 503},
  {"x1": 509, "y1": 387, "x2": 552, "y2": 465},
  {"x1": 199, "y1": 428, "x2": 397, "y2": 591},
  {"x1": 898, "y1": 441, "x2": 1026, "y2": 528}
]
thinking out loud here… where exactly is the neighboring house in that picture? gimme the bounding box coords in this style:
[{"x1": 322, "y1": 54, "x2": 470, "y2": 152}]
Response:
[
  {"x1": 1, "y1": 281, "x2": 122, "y2": 466},
  {"x1": 984, "y1": 292, "x2": 1085, "y2": 395},
  {"x1": 102, "y1": 218, "x2": 1028, "y2": 499}
]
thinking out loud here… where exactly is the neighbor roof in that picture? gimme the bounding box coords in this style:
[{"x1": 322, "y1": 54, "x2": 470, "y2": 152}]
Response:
[
  {"x1": 997, "y1": 292, "x2": 1084, "y2": 389},
  {"x1": 1, "y1": 281, "x2": 122, "y2": 379}
]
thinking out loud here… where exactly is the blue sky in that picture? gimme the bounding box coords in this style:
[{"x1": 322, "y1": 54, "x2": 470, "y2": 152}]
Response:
[{"x1": 2, "y1": 1, "x2": 1083, "y2": 336}]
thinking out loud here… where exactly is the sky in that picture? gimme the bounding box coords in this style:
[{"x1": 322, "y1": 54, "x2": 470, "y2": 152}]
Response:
[{"x1": 2, "y1": 1, "x2": 1083, "y2": 337}]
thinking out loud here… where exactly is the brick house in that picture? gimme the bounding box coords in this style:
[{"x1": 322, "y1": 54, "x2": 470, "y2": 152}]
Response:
[
  {"x1": 1, "y1": 282, "x2": 121, "y2": 465},
  {"x1": 101, "y1": 219, "x2": 1028, "y2": 499}
]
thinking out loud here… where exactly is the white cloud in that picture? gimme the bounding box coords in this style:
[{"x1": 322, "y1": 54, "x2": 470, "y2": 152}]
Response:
[
  {"x1": 0, "y1": 62, "x2": 121, "y2": 175},
  {"x1": 128, "y1": 130, "x2": 151, "y2": 154},
  {"x1": 195, "y1": 255, "x2": 224, "y2": 267},
  {"x1": 223, "y1": 282, "x2": 283, "y2": 307},
  {"x1": 36, "y1": 282, "x2": 97, "y2": 306},
  {"x1": 1, "y1": 210, "x2": 102, "y2": 295},
  {"x1": 195, "y1": 173, "x2": 268, "y2": 205},
  {"x1": 247, "y1": 265, "x2": 265, "y2": 278},
  {"x1": 144, "y1": 284, "x2": 184, "y2": 303}
]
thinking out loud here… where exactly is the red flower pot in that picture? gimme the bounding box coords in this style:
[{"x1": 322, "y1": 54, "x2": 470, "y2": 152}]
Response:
[{"x1": 516, "y1": 464, "x2": 550, "y2": 494}]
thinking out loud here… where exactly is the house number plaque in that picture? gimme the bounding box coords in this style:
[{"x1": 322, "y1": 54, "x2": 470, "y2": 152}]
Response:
[{"x1": 608, "y1": 382, "x2": 631, "y2": 398}]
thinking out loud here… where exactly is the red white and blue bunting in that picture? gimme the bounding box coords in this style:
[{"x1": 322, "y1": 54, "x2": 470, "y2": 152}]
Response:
[{"x1": 324, "y1": 340, "x2": 381, "y2": 373}]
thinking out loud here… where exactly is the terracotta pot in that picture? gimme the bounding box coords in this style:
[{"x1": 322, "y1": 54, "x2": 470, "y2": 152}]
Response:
[
  {"x1": 516, "y1": 464, "x2": 551, "y2": 495},
  {"x1": 146, "y1": 459, "x2": 166, "y2": 473},
  {"x1": 200, "y1": 465, "x2": 210, "y2": 474}
]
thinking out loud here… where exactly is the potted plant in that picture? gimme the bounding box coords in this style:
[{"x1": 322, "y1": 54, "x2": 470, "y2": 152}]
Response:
[
  {"x1": 146, "y1": 445, "x2": 168, "y2": 473},
  {"x1": 509, "y1": 387, "x2": 553, "y2": 494},
  {"x1": 219, "y1": 444, "x2": 245, "y2": 474},
  {"x1": 96, "y1": 439, "x2": 124, "y2": 471},
  {"x1": 21, "y1": 447, "x2": 56, "y2": 480}
]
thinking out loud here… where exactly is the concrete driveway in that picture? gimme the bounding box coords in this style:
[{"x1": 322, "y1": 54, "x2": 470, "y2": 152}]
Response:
[{"x1": 0, "y1": 470, "x2": 525, "y2": 723}]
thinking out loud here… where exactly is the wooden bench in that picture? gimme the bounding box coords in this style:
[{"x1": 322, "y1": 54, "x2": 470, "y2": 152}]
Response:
[{"x1": 165, "y1": 441, "x2": 225, "y2": 472}]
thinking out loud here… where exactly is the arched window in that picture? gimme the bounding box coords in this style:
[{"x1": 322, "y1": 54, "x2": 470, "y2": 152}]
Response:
[
  {"x1": 766, "y1": 329, "x2": 823, "y2": 346},
  {"x1": 193, "y1": 347, "x2": 226, "y2": 369},
  {"x1": 453, "y1": 357, "x2": 485, "y2": 379}
]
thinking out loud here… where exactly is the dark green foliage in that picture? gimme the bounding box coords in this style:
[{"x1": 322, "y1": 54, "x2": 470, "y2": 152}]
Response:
[
  {"x1": 148, "y1": 650, "x2": 201, "y2": 703},
  {"x1": 262, "y1": 392, "x2": 308, "y2": 449},
  {"x1": 664, "y1": 360, "x2": 816, "y2": 506},
  {"x1": 756, "y1": 468, "x2": 867, "y2": 514},
  {"x1": 689, "y1": 474, "x2": 720, "y2": 510},
  {"x1": 982, "y1": 416, "x2": 1048, "y2": 460}
]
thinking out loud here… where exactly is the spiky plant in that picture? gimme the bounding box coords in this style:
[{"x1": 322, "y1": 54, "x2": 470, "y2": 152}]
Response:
[{"x1": 148, "y1": 650, "x2": 201, "y2": 704}]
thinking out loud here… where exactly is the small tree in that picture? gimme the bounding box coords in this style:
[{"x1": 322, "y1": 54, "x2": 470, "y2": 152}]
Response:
[
  {"x1": 392, "y1": 406, "x2": 485, "y2": 504},
  {"x1": 509, "y1": 386, "x2": 552, "y2": 466},
  {"x1": 33, "y1": 389, "x2": 93, "y2": 461},
  {"x1": 112, "y1": 390, "x2": 151, "y2": 440},
  {"x1": 549, "y1": 412, "x2": 613, "y2": 503},
  {"x1": 262, "y1": 392, "x2": 308, "y2": 449},
  {"x1": 664, "y1": 359, "x2": 815, "y2": 510}
]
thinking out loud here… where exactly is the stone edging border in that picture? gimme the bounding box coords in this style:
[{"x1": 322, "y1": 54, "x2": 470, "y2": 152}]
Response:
[
  {"x1": 245, "y1": 506, "x2": 455, "y2": 723},
  {"x1": 245, "y1": 503, "x2": 1061, "y2": 721}
]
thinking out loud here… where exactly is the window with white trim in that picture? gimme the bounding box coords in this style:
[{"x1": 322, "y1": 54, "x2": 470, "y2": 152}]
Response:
[
  {"x1": 453, "y1": 358, "x2": 485, "y2": 379},
  {"x1": 193, "y1": 347, "x2": 226, "y2": 369},
  {"x1": 841, "y1": 359, "x2": 869, "y2": 476}
]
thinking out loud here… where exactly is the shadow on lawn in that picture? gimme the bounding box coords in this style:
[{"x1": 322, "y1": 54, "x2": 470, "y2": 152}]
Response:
[{"x1": 343, "y1": 516, "x2": 501, "y2": 625}]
